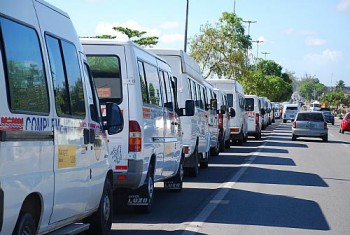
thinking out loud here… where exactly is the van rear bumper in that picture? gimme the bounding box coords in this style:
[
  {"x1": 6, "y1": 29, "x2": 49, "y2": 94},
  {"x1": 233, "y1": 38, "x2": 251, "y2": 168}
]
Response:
[{"x1": 113, "y1": 159, "x2": 144, "y2": 189}]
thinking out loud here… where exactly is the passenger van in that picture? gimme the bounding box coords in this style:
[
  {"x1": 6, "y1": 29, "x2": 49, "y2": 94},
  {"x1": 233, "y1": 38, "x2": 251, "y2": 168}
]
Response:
[
  {"x1": 259, "y1": 96, "x2": 270, "y2": 129},
  {"x1": 214, "y1": 88, "x2": 231, "y2": 151},
  {"x1": 208, "y1": 79, "x2": 248, "y2": 145},
  {"x1": 149, "y1": 49, "x2": 214, "y2": 176},
  {"x1": 0, "y1": 1, "x2": 123, "y2": 234},
  {"x1": 245, "y1": 95, "x2": 263, "y2": 140},
  {"x1": 81, "y1": 40, "x2": 194, "y2": 212},
  {"x1": 203, "y1": 80, "x2": 220, "y2": 156},
  {"x1": 283, "y1": 103, "x2": 299, "y2": 123}
]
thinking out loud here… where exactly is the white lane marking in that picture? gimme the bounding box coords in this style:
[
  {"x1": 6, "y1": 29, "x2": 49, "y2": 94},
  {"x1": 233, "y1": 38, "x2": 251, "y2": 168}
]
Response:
[{"x1": 181, "y1": 137, "x2": 269, "y2": 235}]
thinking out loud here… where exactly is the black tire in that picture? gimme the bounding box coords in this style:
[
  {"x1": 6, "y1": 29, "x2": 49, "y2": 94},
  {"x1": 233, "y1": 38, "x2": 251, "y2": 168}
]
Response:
[
  {"x1": 292, "y1": 134, "x2": 297, "y2": 141},
  {"x1": 322, "y1": 135, "x2": 328, "y2": 142},
  {"x1": 186, "y1": 147, "x2": 199, "y2": 177},
  {"x1": 200, "y1": 152, "x2": 209, "y2": 168},
  {"x1": 224, "y1": 139, "x2": 230, "y2": 149},
  {"x1": 85, "y1": 179, "x2": 113, "y2": 235},
  {"x1": 13, "y1": 212, "x2": 36, "y2": 235},
  {"x1": 283, "y1": 119, "x2": 287, "y2": 123},
  {"x1": 210, "y1": 141, "x2": 219, "y2": 156},
  {"x1": 254, "y1": 130, "x2": 261, "y2": 140},
  {"x1": 138, "y1": 164, "x2": 155, "y2": 213},
  {"x1": 341, "y1": 128, "x2": 345, "y2": 134},
  {"x1": 219, "y1": 139, "x2": 225, "y2": 152}
]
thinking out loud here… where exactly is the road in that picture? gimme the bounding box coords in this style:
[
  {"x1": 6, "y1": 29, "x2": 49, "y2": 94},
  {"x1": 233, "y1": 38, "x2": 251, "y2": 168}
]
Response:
[{"x1": 110, "y1": 119, "x2": 350, "y2": 235}]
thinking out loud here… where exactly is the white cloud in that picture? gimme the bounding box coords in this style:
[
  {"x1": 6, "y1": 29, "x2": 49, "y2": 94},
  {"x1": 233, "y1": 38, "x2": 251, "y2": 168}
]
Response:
[
  {"x1": 284, "y1": 28, "x2": 314, "y2": 36},
  {"x1": 160, "y1": 33, "x2": 184, "y2": 43},
  {"x1": 306, "y1": 37, "x2": 327, "y2": 46},
  {"x1": 304, "y1": 49, "x2": 342, "y2": 64},
  {"x1": 160, "y1": 21, "x2": 180, "y2": 30},
  {"x1": 337, "y1": 0, "x2": 350, "y2": 11}
]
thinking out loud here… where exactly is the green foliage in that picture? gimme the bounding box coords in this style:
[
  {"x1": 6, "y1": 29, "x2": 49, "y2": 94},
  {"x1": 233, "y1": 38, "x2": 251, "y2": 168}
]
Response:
[
  {"x1": 113, "y1": 26, "x2": 159, "y2": 47},
  {"x1": 335, "y1": 80, "x2": 346, "y2": 92},
  {"x1": 95, "y1": 35, "x2": 116, "y2": 39},
  {"x1": 189, "y1": 12, "x2": 251, "y2": 79},
  {"x1": 298, "y1": 74, "x2": 326, "y2": 101},
  {"x1": 321, "y1": 91, "x2": 345, "y2": 108}
]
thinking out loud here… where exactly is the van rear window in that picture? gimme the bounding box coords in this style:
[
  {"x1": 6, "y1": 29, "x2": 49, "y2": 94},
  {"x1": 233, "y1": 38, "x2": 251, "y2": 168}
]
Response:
[
  {"x1": 245, "y1": 98, "x2": 254, "y2": 111},
  {"x1": 286, "y1": 106, "x2": 298, "y2": 110},
  {"x1": 87, "y1": 56, "x2": 122, "y2": 104}
]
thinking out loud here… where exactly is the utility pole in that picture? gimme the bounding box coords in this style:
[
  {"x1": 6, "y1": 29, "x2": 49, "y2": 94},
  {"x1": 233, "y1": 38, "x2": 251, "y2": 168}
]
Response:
[
  {"x1": 252, "y1": 40, "x2": 263, "y2": 61},
  {"x1": 261, "y1": 52, "x2": 270, "y2": 60},
  {"x1": 233, "y1": 0, "x2": 236, "y2": 14},
  {"x1": 184, "y1": 0, "x2": 189, "y2": 52}
]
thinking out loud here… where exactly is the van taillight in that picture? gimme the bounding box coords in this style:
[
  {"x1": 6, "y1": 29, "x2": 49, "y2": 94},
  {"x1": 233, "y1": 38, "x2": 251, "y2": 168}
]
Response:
[
  {"x1": 129, "y1": 120, "x2": 142, "y2": 152},
  {"x1": 292, "y1": 121, "x2": 296, "y2": 128},
  {"x1": 218, "y1": 113, "x2": 223, "y2": 129},
  {"x1": 255, "y1": 113, "x2": 259, "y2": 124}
]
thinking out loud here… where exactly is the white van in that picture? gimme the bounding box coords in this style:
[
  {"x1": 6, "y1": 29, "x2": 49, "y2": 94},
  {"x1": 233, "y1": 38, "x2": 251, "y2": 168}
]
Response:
[
  {"x1": 203, "y1": 80, "x2": 220, "y2": 156},
  {"x1": 214, "y1": 88, "x2": 231, "y2": 151},
  {"x1": 208, "y1": 79, "x2": 248, "y2": 145},
  {"x1": 149, "y1": 49, "x2": 213, "y2": 176},
  {"x1": 245, "y1": 95, "x2": 263, "y2": 140},
  {"x1": 283, "y1": 103, "x2": 299, "y2": 123},
  {"x1": 259, "y1": 96, "x2": 270, "y2": 129},
  {"x1": 0, "y1": 1, "x2": 123, "y2": 234},
  {"x1": 81, "y1": 40, "x2": 194, "y2": 212}
]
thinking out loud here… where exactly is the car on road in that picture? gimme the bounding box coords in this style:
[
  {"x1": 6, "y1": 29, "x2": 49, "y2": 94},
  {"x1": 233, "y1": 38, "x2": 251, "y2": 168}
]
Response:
[
  {"x1": 282, "y1": 103, "x2": 299, "y2": 123},
  {"x1": 320, "y1": 109, "x2": 335, "y2": 125},
  {"x1": 292, "y1": 111, "x2": 328, "y2": 142},
  {"x1": 339, "y1": 112, "x2": 350, "y2": 134}
]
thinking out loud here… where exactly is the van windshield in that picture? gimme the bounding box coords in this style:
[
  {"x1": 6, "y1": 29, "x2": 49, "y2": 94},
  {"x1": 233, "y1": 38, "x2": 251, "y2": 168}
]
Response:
[
  {"x1": 245, "y1": 98, "x2": 254, "y2": 111},
  {"x1": 87, "y1": 55, "x2": 122, "y2": 104}
]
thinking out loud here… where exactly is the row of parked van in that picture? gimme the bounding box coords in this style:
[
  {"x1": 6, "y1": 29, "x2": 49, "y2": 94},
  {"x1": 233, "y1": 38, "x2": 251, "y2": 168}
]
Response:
[
  {"x1": 0, "y1": 1, "x2": 280, "y2": 234},
  {"x1": 81, "y1": 39, "x2": 281, "y2": 213}
]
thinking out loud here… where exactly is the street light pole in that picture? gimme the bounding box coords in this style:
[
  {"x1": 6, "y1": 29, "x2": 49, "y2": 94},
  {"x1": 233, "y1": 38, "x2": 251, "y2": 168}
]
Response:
[
  {"x1": 184, "y1": 0, "x2": 189, "y2": 52},
  {"x1": 252, "y1": 40, "x2": 263, "y2": 60},
  {"x1": 261, "y1": 52, "x2": 270, "y2": 60},
  {"x1": 242, "y1": 20, "x2": 257, "y2": 36}
]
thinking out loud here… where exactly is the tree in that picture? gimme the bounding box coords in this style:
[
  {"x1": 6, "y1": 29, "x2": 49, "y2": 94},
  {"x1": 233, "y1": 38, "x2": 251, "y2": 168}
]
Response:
[
  {"x1": 335, "y1": 80, "x2": 346, "y2": 92},
  {"x1": 189, "y1": 12, "x2": 251, "y2": 80},
  {"x1": 113, "y1": 26, "x2": 158, "y2": 47},
  {"x1": 298, "y1": 74, "x2": 326, "y2": 101}
]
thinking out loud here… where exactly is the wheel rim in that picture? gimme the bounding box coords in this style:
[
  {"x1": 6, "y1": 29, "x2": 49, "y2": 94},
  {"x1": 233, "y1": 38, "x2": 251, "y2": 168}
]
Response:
[
  {"x1": 102, "y1": 192, "x2": 111, "y2": 225},
  {"x1": 179, "y1": 162, "x2": 184, "y2": 181},
  {"x1": 22, "y1": 225, "x2": 32, "y2": 235}
]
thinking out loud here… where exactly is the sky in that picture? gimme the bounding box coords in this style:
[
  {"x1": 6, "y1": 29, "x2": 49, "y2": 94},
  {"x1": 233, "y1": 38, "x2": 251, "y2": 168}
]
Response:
[{"x1": 45, "y1": 0, "x2": 350, "y2": 87}]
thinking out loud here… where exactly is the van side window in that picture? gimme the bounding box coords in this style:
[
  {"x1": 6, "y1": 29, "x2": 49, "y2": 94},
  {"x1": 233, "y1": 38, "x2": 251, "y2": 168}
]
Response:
[
  {"x1": 46, "y1": 35, "x2": 86, "y2": 118},
  {"x1": 87, "y1": 55, "x2": 122, "y2": 105},
  {"x1": 160, "y1": 71, "x2": 174, "y2": 110},
  {"x1": 1, "y1": 17, "x2": 49, "y2": 114},
  {"x1": 138, "y1": 61, "x2": 148, "y2": 103},
  {"x1": 138, "y1": 61, "x2": 162, "y2": 106},
  {"x1": 84, "y1": 63, "x2": 100, "y2": 123}
]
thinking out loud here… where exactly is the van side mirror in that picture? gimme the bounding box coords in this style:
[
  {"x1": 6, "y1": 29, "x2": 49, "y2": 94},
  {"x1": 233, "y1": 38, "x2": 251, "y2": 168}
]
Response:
[
  {"x1": 105, "y1": 102, "x2": 124, "y2": 135},
  {"x1": 218, "y1": 105, "x2": 226, "y2": 114},
  {"x1": 179, "y1": 99, "x2": 195, "y2": 116},
  {"x1": 229, "y1": 107, "x2": 236, "y2": 118}
]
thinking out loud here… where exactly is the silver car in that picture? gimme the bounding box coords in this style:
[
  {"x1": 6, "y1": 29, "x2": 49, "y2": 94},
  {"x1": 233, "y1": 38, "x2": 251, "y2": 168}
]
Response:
[{"x1": 292, "y1": 111, "x2": 328, "y2": 142}]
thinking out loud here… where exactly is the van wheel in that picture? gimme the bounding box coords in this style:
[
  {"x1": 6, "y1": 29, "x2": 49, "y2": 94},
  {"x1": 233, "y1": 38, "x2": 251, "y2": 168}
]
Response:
[
  {"x1": 219, "y1": 139, "x2": 225, "y2": 152},
  {"x1": 292, "y1": 134, "x2": 297, "y2": 141},
  {"x1": 200, "y1": 152, "x2": 209, "y2": 168},
  {"x1": 224, "y1": 139, "x2": 230, "y2": 149},
  {"x1": 283, "y1": 120, "x2": 287, "y2": 123},
  {"x1": 165, "y1": 157, "x2": 184, "y2": 192},
  {"x1": 138, "y1": 164, "x2": 155, "y2": 213},
  {"x1": 254, "y1": 131, "x2": 261, "y2": 140},
  {"x1": 185, "y1": 146, "x2": 199, "y2": 177},
  {"x1": 210, "y1": 142, "x2": 220, "y2": 156},
  {"x1": 13, "y1": 212, "x2": 36, "y2": 235},
  {"x1": 85, "y1": 179, "x2": 113, "y2": 235}
]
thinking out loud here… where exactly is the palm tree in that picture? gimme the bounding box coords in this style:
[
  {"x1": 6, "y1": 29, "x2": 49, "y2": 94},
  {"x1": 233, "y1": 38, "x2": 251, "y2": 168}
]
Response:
[{"x1": 335, "y1": 80, "x2": 346, "y2": 91}]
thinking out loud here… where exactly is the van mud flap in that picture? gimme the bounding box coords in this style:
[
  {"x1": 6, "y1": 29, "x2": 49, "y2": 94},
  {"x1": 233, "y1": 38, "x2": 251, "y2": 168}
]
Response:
[
  {"x1": 164, "y1": 180, "x2": 182, "y2": 190},
  {"x1": 127, "y1": 194, "x2": 150, "y2": 206}
]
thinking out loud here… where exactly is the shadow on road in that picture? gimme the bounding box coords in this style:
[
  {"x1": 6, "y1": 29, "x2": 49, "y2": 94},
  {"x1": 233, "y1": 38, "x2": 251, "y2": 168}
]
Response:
[{"x1": 207, "y1": 188, "x2": 330, "y2": 231}]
